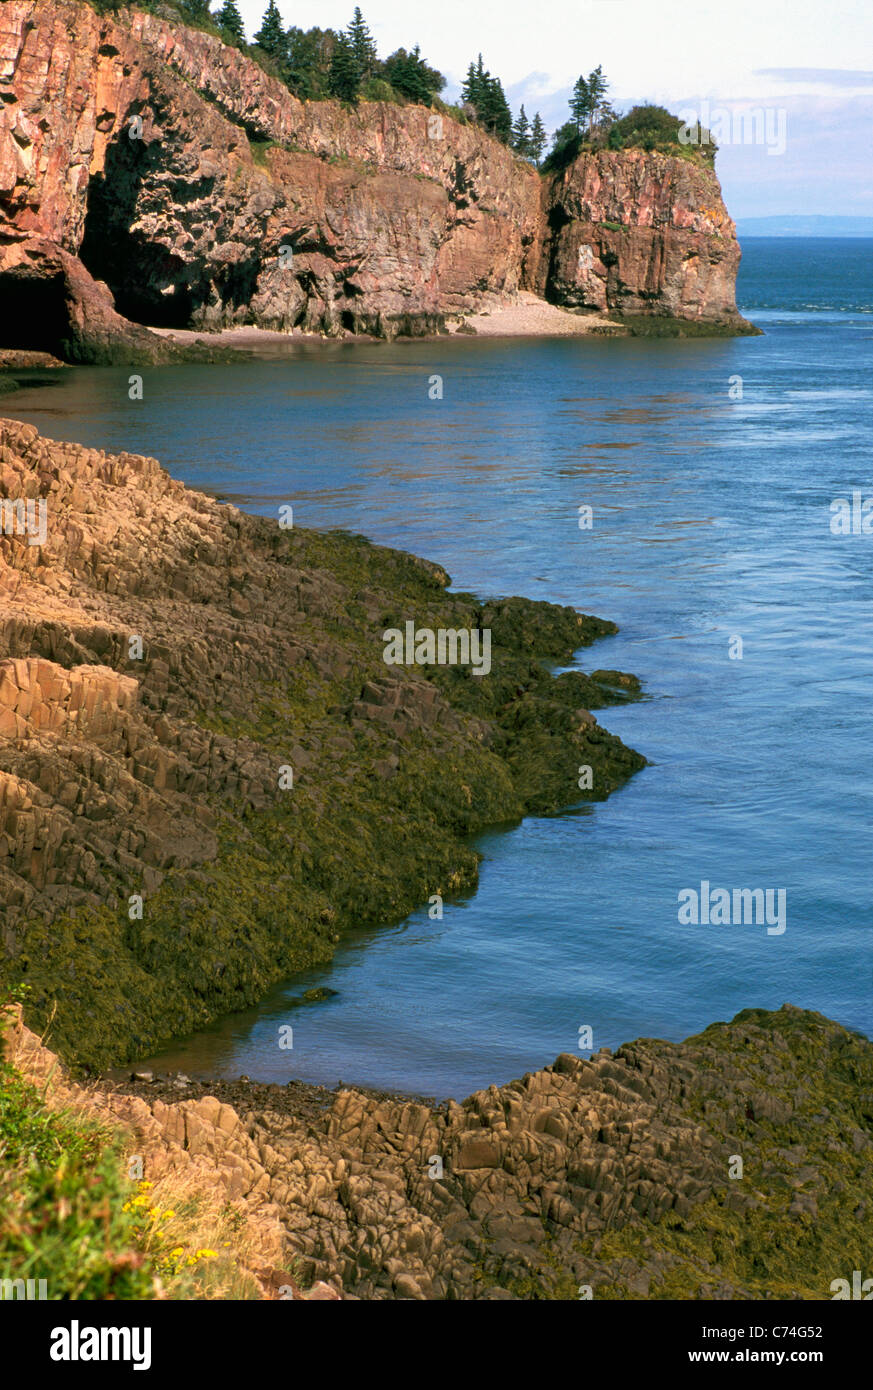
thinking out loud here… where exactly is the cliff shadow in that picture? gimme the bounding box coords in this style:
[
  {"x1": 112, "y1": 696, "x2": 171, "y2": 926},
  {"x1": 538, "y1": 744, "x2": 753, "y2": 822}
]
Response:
[
  {"x1": 541, "y1": 202, "x2": 572, "y2": 305},
  {"x1": 79, "y1": 133, "x2": 194, "y2": 329}
]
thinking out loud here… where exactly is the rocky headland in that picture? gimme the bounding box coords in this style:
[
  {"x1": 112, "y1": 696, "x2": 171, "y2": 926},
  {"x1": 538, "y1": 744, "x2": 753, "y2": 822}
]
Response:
[{"x1": 0, "y1": 0, "x2": 755, "y2": 363}]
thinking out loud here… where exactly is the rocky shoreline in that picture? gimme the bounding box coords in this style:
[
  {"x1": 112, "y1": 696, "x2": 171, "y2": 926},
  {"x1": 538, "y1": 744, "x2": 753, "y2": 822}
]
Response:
[
  {"x1": 7, "y1": 998, "x2": 872, "y2": 1299},
  {"x1": 1, "y1": 415, "x2": 870, "y2": 1301},
  {"x1": 1, "y1": 382, "x2": 870, "y2": 1311},
  {"x1": 0, "y1": 414, "x2": 645, "y2": 1068}
]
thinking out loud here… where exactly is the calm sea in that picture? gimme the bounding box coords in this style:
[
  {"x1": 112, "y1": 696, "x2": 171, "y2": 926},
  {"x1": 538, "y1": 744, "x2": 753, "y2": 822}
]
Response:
[{"x1": 7, "y1": 237, "x2": 873, "y2": 1097}]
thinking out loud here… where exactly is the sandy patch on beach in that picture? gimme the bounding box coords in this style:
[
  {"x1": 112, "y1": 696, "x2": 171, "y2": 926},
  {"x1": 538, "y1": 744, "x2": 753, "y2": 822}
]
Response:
[
  {"x1": 150, "y1": 324, "x2": 324, "y2": 350},
  {"x1": 149, "y1": 294, "x2": 623, "y2": 348},
  {"x1": 451, "y1": 292, "x2": 623, "y2": 337}
]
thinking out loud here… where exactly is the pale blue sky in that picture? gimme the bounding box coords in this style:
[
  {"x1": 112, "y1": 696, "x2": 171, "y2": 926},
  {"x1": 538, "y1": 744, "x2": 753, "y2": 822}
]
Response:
[{"x1": 232, "y1": 1, "x2": 873, "y2": 218}]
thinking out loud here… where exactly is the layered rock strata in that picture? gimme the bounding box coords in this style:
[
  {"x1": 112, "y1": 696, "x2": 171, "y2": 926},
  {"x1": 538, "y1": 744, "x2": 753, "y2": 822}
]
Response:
[{"x1": 0, "y1": 1, "x2": 752, "y2": 360}]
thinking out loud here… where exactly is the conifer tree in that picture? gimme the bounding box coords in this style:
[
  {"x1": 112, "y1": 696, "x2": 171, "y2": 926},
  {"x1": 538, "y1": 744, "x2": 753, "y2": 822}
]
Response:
[
  {"x1": 461, "y1": 55, "x2": 511, "y2": 144},
  {"x1": 585, "y1": 66, "x2": 609, "y2": 136},
  {"x1": 215, "y1": 0, "x2": 245, "y2": 45},
  {"x1": 530, "y1": 112, "x2": 547, "y2": 166},
  {"x1": 570, "y1": 75, "x2": 590, "y2": 132},
  {"x1": 347, "y1": 7, "x2": 378, "y2": 77},
  {"x1": 255, "y1": 0, "x2": 286, "y2": 59},
  {"x1": 461, "y1": 62, "x2": 477, "y2": 105},
  {"x1": 511, "y1": 104, "x2": 531, "y2": 156},
  {"x1": 328, "y1": 32, "x2": 362, "y2": 102},
  {"x1": 462, "y1": 55, "x2": 486, "y2": 107},
  {"x1": 480, "y1": 74, "x2": 512, "y2": 143}
]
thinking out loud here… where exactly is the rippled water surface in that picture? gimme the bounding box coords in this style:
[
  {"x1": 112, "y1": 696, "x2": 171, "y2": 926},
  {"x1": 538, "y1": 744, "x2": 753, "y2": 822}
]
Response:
[{"x1": 10, "y1": 238, "x2": 873, "y2": 1097}]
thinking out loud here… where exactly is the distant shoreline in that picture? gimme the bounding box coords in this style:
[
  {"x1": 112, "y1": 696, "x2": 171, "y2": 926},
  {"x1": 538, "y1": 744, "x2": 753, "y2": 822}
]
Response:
[{"x1": 737, "y1": 217, "x2": 873, "y2": 238}]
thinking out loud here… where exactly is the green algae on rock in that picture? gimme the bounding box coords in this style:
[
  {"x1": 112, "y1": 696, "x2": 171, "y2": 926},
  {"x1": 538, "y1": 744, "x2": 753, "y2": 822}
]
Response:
[
  {"x1": 97, "y1": 1004, "x2": 873, "y2": 1300},
  {"x1": 0, "y1": 418, "x2": 645, "y2": 1070}
]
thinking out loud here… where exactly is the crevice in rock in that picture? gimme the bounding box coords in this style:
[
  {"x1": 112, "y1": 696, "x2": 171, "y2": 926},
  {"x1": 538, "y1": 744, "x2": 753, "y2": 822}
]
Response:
[{"x1": 541, "y1": 200, "x2": 572, "y2": 305}]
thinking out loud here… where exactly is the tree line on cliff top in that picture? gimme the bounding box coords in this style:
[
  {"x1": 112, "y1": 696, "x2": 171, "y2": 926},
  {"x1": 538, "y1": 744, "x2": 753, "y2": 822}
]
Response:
[{"x1": 89, "y1": 1, "x2": 715, "y2": 169}]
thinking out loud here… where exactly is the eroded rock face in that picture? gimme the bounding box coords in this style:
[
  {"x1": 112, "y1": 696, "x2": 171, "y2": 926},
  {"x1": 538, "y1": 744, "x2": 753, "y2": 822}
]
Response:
[
  {"x1": 0, "y1": 1, "x2": 748, "y2": 358},
  {"x1": 0, "y1": 0, "x2": 542, "y2": 353},
  {"x1": 541, "y1": 149, "x2": 748, "y2": 328}
]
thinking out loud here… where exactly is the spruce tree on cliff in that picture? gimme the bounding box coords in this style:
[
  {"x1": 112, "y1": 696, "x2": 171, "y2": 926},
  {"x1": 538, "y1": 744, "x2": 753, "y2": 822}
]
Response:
[
  {"x1": 530, "y1": 112, "x2": 547, "y2": 166},
  {"x1": 462, "y1": 55, "x2": 512, "y2": 144},
  {"x1": 586, "y1": 65, "x2": 609, "y2": 135},
  {"x1": 461, "y1": 60, "x2": 480, "y2": 109},
  {"x1": 215, "y1": 0, "x2": 245, "y2": 45},
  {"x1": 482, "y1": 76, "x2": 512, "y2": 143},
  {"x1": 570, "y1": 75, "x2": 590, "y2": 133},
  {"x1": 347, "y1": 7, "x2": 378, "y2": 77},
  {"x1": 328, "y1": 33, "x2": 362, "y2": 102},
  {"x1": 512, "y1": 105, "x2": 532, "y2": 156},
  {"x1": 255, "y1": 1, "x2": 286, "y2": 59},
  {"x1": 462, "y1": 55, "x2": 491, "y2": 112},
  {"x1": 568, "y1": 68, "x2": 612, "y2": 140}
]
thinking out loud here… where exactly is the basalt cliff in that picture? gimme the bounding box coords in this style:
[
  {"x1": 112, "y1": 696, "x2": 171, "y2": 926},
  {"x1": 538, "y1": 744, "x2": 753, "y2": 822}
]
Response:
[{"x1": 0, "y1": 0, "x2": 753, "y2": 361}]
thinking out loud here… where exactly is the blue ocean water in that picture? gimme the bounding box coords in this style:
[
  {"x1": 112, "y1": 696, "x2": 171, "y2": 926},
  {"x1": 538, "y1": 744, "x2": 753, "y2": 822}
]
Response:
[{"x1": 8, "y1": 238, "x2": 873, "y2": 1098}]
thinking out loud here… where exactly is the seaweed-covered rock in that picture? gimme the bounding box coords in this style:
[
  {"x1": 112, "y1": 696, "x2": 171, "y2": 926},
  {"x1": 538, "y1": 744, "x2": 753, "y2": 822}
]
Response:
[
  {"x1": 0, "y1": 417, "x2": 644, "y2": 1067},
  {"x1": 90, "y1": 1003, "x2": 873, "y2": 1300}
]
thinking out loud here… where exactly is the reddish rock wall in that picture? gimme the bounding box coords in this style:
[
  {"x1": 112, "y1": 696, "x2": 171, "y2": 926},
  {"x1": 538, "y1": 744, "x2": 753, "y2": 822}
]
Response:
[
  {"x1": 541, "y1": 149, "x2": 746, "y2": 327},
  {"x1": 0, "y1": 1, "x2": 749, "y2": 359}
]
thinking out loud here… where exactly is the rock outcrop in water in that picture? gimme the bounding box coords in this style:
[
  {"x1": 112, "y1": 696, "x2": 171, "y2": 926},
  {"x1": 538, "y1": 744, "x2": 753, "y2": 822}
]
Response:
[
  {"x1": 7, "y1": 1000, "x2": 873, "y2": 1299},
  {"x1": 540, "y1": 149, "x2": 745, "y2": 331},
  {"x1": 0, "y1": 0, "x2": 752, "y2": 360},
  {"x1": 0, "y1": 414, "x2": 645, "y2": 1064}
]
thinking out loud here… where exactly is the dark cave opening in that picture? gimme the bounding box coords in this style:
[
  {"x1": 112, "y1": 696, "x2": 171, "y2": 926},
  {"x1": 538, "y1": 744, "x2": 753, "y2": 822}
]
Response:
[
  {"x1": 78, "y1": 138, "x2": 194, "y2": 330},
  {"x1": 0, "y1": 271, "x2": 71, "y2": 354}
]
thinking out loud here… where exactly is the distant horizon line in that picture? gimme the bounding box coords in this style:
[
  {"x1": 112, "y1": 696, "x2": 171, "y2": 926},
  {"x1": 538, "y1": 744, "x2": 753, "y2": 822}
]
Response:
[{"x1": 735, "y1": 215, "x2": 873, "y2": 237}]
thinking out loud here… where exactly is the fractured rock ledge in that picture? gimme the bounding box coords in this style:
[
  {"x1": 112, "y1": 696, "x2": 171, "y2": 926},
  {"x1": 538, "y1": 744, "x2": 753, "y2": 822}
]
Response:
[
  {"x1": 7, "y1": 1000, "x2": 872, "y2": 1299},
  {"x1": 0, "y1": 414, "x2": 645, "y2": 1066}
]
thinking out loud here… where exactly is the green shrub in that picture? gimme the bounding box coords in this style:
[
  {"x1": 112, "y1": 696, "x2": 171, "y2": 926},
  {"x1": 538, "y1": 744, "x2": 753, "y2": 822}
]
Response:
[
  {"x1": 361, "y1": 77, "x2": 397, "y2": 103},
  {"x1": 611, "y1": 103, "x2": 716, "y2": 165},
  {"x1": 0, "y1": 1009, "x2": 156, "y2": 1299}
]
